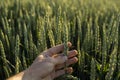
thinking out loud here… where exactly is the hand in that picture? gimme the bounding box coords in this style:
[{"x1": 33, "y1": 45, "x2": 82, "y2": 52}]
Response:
[
  {"x1": 7, "y1": 42, "x2": 78, "y2": 80},
  {"x1": 23, "y1": 42, "x2": 78, "y2": 80}
]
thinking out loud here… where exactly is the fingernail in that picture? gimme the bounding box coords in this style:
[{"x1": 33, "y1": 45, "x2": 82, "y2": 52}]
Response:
[
  {"x1": 65, "y1": 67, "x2": 73, "y2": 74},
  {"x1": 74, "y1": 50, "x2": 78, "y2": 53},
  {"x1": 67, "y1": 42, "x2": 72, "y2": 47}
]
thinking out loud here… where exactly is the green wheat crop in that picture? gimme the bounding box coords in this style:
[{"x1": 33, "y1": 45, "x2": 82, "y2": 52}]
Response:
[{"x1": 0, "y1": 0, "x2": 120, "y2": 80}]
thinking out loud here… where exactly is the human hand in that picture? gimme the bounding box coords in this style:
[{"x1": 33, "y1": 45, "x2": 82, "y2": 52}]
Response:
[{"x1": 22, "y1": 42, "x2": 78, "y2": 80}]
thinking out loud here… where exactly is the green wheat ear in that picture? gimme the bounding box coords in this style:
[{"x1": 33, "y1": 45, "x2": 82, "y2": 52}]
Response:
[
  {"x1": 105, "y1": 47, "x2": 117, "y2": 80},
  {"x1": 15, "y1": 35, "x2": 21, "y2": 73},
  {"x1": 0, "y1": 40, "x2": 12, "y2": 78},
  {"x1": 63, "y1": 12, "x2": 68, "y2": 72},
  {"x1": 90, "y1": 58, "x2": 96, "y2": 80}
]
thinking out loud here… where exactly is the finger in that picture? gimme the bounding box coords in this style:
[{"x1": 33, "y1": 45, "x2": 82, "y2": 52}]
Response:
[
  {"x1": 68, "y1": 50, "x2": 78, "y2": 58},
  {"x1": 43, "y1": 42, "x2": 72, "y2": 56},
  {"x1": 34, "y1": 49, "x2": 77, "y2": 64},
  {"x1": 55, "y1": 57, "x2": 78, "y2": 70},
  {"x1": 53, "y1": 67, "x2": 73, "y2": 79},
  {"x1": 52, "y1": 50, "x2": 78, "y2": 58}
]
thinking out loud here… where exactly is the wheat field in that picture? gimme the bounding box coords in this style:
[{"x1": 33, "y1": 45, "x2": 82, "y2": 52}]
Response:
[{"x1": 0, "y1": 0, "x2": 120, "y2": 80}]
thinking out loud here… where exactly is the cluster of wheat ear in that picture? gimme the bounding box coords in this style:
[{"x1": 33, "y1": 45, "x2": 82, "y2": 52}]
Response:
[{"x1": 0, "y1": 0, "x2": 120, "y2": 80}]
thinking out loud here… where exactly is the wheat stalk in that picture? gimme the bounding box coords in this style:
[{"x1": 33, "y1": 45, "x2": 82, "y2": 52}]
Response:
[
  {"x1": 0, "y1": 40, "x2": 12, "y2": 78},
  {"x1": 90, "y1": 58, "x2": 96, "y2": 80},
  {"x1": 63, "y1": 12, "x2": 68, "y2": 72},
  {"x1": 14, "y1": 35, "x2": 21, "y2": 73},
  {"x1": 105, "y1": 47, "x2": 117, "y2": 80}
]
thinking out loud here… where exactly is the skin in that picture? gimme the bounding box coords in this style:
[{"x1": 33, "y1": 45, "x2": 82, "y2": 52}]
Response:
[{"x1": 7, "y1": 42, "x2": 78, "y2": 80}]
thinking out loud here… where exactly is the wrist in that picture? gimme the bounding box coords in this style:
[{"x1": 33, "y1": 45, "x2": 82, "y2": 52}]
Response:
[
  {"x1": 7, "y1": 71, "x2": 25, "y2": 80},
  {"x1": 22, "y1": 68, "x2": 42, "y2": 80}
]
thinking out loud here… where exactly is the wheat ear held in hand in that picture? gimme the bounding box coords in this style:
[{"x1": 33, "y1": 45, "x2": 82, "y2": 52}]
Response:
[
  {"x1": 63, "y1": 26, "x2": 68, "y2": 73},
  {"x1": 63, "y1": 13, "x2": 68, "y2": 73}
]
